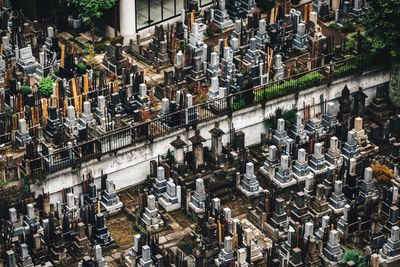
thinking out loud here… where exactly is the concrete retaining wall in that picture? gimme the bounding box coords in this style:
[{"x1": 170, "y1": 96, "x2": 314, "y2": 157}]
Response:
[{"x1": 30, "y1": 67, "x2": 390, "y2": 203}]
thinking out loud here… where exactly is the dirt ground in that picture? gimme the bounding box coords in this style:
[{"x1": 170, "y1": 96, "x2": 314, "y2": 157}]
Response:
[{"x1": 107, "y1": 213, "x2": 137, "y2": 249}]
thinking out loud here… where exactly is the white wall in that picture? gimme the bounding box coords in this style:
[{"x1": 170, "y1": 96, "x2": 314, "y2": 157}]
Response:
[{"x1": 30, "y1": 68, "x2": 390, "y2": 203}]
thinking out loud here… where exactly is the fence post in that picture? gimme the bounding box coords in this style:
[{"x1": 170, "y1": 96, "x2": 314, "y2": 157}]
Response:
[{"x1": 227, "y1": 95, "x2": 233, "y2": 117}]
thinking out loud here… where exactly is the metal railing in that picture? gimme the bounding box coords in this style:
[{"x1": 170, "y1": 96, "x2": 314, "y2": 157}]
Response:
[{"x1": 20, "y1": 53, "x2": 387, "y2": 180}]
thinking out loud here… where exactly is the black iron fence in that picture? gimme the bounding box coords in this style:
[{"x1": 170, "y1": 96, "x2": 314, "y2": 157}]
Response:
[{"x1": 21, "y1": 53, "x2": 387, "y2": 180}]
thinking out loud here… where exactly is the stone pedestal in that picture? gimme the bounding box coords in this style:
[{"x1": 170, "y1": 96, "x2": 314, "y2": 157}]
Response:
[
  {"x1": 159, "y1": 179, "x2": 181, "y2": 212},
  {"x1": 142, "y1": 195, "x2": 163, "y2": 230},
  {"x1": 238, "y1": 162, "x2": 263, "y2": 197},
  {"x1": 101, "y1": 179, "x2": 123, "y2": 214},
  {"x1": 189, "y1": 178, "x2": 207, "y2": 214}
]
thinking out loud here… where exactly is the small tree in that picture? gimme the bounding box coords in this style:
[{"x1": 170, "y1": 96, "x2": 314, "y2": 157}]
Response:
[
  {"x1": 362, "y1": 0, "x2": 400, "y2": 109},
  {"x1": 83, "y1": 44, "x2": 98, "y2": 67},
  {"x1": 68, "y1": 0, "x2": 117, "y2": 44},
  {"x1": 39, "y1": 77, "x2": 54, "y2": 98},
  {"x1": 20, "y1": 85, "x2": 32, "y2": 95}
]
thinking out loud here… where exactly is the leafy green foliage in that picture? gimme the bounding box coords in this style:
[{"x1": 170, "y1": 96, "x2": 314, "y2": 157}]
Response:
[
  {"x1": 180, "y1": 42, "x2": 189, "y2": 52},
  {"x1": 340, "y1": 250, "x2": 367, "y2": 267},
  {"x1": 341, "y1": 19, "x2": 356, "y2": 33},
  {"x1": 389, "y1": 64, "x2": 400, "y2": 108},
  {"x1": 297, "y1": 72, "x2": 323, "y2": 90},
  {"x1": 333, "y1": 61, "x2": 359, "y2": 78},
  {"x1": 109, "y1": 35, "x2": 124, "y2": 45},
  {"x1": 231, "y1": 99, "x2": 245, "y2": 110},
  {"x1": 68, "y1": 0, "x2": 117, "y2": 26},
  {"x1": 329, "y1": 20, "x2": 355, "y2": 33},
  {"x1": 133, "y1": 223, "x2": 146, "y2": 233},
  {"x1": 38, "y1": 77, "x2": 54, "y2": 98},
  {"x1": 343, "y1": 33, "x2": 356, "y2": 54},
  {"x1": 255, "y1": 72, "x2": 323, "y2": 101},
  {"x1": 5, "y1": 106, "x2": 14, "y2": 118},
  {"x1": 20, "y1": 85, "x2": 32, "y2": 95},
  {"x1": 363, "y1": 0, "x2": 400, "y2": 107},
  {"x1": 362, "y1": 0, "x2": 400, "y2": 62},
  {"x1": 94, "y1": 43, "x2": 107, "y2": 53},
  {"x1": 281, "y1": 109, "x2": 298, "y2": 125},
  {"x1": 264, "y1": 108, "x2": 297, "y2": 130},
  {"x1": 76, "y1": 63, "x2": 87, "y2": 72},
  {"x1": 329, "y1": 23, "x2": 342, "y2": 32},
  {"x1": 166, "y1": 149, "x2": 174, "y2": 162},
  {"x1": 333, "y1": 54, "x2": 382, "y2": 78},
  {"x1": 23, "y1": 183, "x2": 30, "y2": 193}
]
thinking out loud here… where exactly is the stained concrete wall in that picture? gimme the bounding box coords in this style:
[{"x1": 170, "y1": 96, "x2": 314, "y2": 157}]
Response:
[{"x1": 31, "y1": 67, "x2": 390, "y2": 203}]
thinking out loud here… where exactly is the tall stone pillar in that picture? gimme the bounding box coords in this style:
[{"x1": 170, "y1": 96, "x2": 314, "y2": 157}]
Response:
[{"x1": 120, "y1": 0, "x2": 136, "y2": 44}]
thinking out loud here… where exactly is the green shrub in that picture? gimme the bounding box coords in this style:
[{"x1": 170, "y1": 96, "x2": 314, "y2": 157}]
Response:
[
  {"x1": 255, "y1": 72, "x2": 323, "y2": 102},
  {"x1": 297, "y1": 72, "x2": 323, "y2": 90},
  {"x1": 329, "y1": 23, "x2": 342, "y2": 32},
  {"x1": 20, "y1": 85, "x2": 32, "y2": 95},
  {"x1": 109, "y1": 36, "x2": 124, "y2": 46},
  {"x1": 329, "y1": 20, "x2": 355, "y2": 33},
  {"x1": 38, "y1": 77, "x2": 54, "y2": 98},
  {"x1": 264, "y1": 108, "x2": 298, "y2": 130},
  {"x1": 76, "y1": 63, "x2": 87, "y2": 72},
  {"x1": 344, "y1": 33, "x2": 356, "y2": 54},
  {"x1": 166, "y1": 149, "x2": 174, "y2": 162},
  {"x1": 231, "y1": 99, "x2": 245, "y2": 110},
  {"x1": 5, "y1": 106, "x2": 14, "y2": 118},
  {"x1": 94, "y1": 42, "x2": 107, "y2": 54},
  {"x1": 341, "y1": 19, "x2": 355, "y2": 33},
  {"x1": 340, "y1": 250, "x2": 367, "y2": 267},
  {"x1": 180, "y1": 42, "x2": 189, "y2": 52},
  {"x1": 333, "y1": 61, "x2": 359, "y2": 78}
]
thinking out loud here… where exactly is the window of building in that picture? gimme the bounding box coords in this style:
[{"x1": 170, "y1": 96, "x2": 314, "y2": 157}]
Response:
[
  {"x1": 200, "y1": 0, "x2": 212, "y2": 7},
  {"x1": 136, "y1": 0, "x2": 185, "y2": 31}
]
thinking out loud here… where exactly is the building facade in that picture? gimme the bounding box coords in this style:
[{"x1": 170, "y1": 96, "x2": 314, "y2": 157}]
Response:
[{"x1": 119, "y1": 0, "x2": 212, "y2": 41}]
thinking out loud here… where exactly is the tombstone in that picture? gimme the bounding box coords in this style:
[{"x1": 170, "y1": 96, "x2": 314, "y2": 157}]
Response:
[
  {"x1": 16, "y1": 118, "x2": 32, "y2": 148},
  {"x1": 27, "y1": 203, "x2": 35, "y2": 220},
  {"x1": 161, "y1": 98, "x2": 170, "y2": 114},
  {"x1": 170, "y1": 136, "x2": 187, "y2": 165},
  {"x1": 304, "y1": 221, "x2": 314, "y2": 239},
  {"x1": 293, "y1": 22, "x2": 308, "y2": 50},
  {"x1": 213, "y1": 0, "x2": 235, "y2": 30},
  {"x1": 139, "y1": 83, "x2": 147, "y2": 98},
  {"x1": 323, "y1": 229, "x2": 343, "y2": 261},
  {"x1": 18, "y1": 243, "x2": 34, "y2": 266},
  {"x1": 7, "y1": 250, "x2": 17, "y2": 267},
  {"x1": 274, "y1": 54, "x2": 284, "y2": 81},
  {"x1": 9, "y1": 207, "x2": 17, "y2": 223},
  {"x1": 234, "y1": 131, "x2": 245, "y2": 150},
  {"x1": 189, "y1": 178, "x2": 207, "y2": 213},
  {"x1": 351, "y1": 0, "x2": 363, "y2": 17},
  {"x1": 17, "y1": 46, "x2": 38, "y2": 75},
  {"x1": 189, "y1": 130, "x2": 206, "y2": 168},
  {"x1": 142, "y1": 194, "x2": 163, "y2": 230}
]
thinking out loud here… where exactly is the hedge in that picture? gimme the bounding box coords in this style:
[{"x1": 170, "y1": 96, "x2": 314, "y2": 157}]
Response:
[
  {"x1": 231, "y1": 99, "x2": 245, "y2": 110},
  {"x1": 333, "y1": 62, "x2": 359, "y2": 78},
  {"x1": 255, "y1": 72, "x2": 323, "y2": 101},
  {"x1": 20, "y1": 85, "x2": 32, "y2": 95}
]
